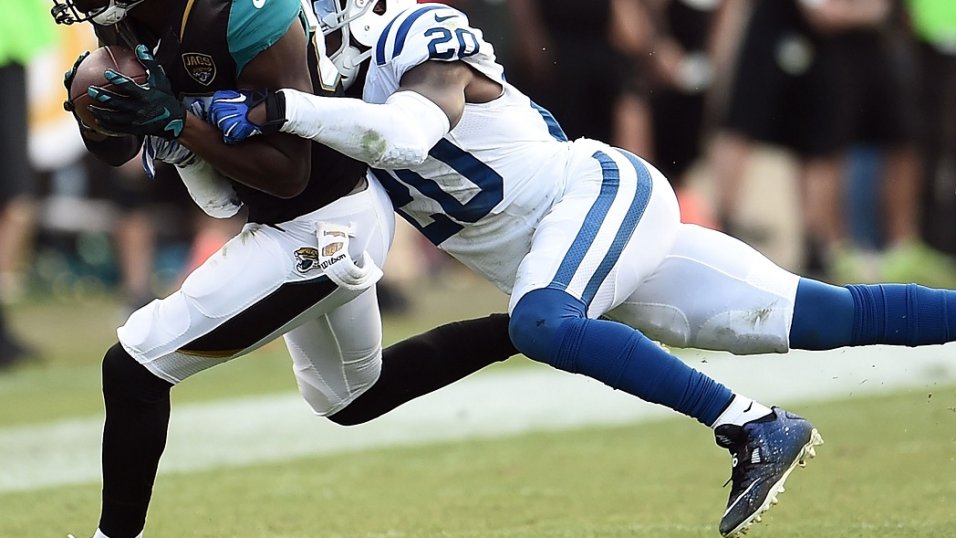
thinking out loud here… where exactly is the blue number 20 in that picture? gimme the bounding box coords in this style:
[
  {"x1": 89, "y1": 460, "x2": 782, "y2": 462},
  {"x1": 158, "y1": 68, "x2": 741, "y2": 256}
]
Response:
[
  {"x1": 372, "y1": 140, "x2": 503, "y2": 245},
  {"x1": 425, "y1": 27, "x2": 480, "y2": 60}
]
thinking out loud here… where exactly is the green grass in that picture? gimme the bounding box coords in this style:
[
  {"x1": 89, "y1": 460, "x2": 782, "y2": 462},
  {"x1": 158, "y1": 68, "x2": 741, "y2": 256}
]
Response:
[
  {"x1": 3, "y1": 387, "x2": 956, "y2": 537},
  {"x1": 5, "y1": 283, "x2": 956, "y2": 536}
]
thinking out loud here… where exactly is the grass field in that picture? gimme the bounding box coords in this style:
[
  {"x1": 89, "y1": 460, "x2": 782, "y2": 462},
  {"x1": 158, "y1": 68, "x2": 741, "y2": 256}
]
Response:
[{"x1": 3, "y1": 282, "x2": 956, "y2": 537}]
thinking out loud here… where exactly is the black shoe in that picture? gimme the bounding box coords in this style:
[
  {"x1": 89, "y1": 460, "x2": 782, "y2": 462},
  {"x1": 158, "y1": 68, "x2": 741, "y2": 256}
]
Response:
[{"x1": 714, "y1": 407, "x2": 823, "y2": 537}]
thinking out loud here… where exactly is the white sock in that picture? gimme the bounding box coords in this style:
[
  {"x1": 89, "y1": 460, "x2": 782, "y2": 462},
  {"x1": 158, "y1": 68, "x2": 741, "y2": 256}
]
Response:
[{"x1": 711, "y1": 395, "x2": 773, "y2": 429}]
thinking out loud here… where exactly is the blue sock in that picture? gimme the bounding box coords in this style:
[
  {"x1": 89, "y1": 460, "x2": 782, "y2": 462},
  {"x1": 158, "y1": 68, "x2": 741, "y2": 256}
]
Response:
[
  {"x1": 510, "y1": 288, "x2": 733, "y2": 425},
  {"x1": 789, "y1": 279, "x2": 855, "y2": 350},
  {"x1": 790, "y1": 278, "x2": 956, "y2": 349}
]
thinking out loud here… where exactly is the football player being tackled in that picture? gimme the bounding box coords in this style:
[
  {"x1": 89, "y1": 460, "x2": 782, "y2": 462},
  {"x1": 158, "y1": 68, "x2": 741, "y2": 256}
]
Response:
[
  {"x1": 52, "y1": 1, "x2": 519, "y2": 537},
  {"x1": 209, "y1": 1, "x2": 956, "y2": 536}
]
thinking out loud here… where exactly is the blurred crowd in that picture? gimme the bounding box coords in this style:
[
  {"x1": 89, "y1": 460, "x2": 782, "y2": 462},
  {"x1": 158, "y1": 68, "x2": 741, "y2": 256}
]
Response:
[{"x1": 2, "y1": 0, "x2": 956, "y2": 368}]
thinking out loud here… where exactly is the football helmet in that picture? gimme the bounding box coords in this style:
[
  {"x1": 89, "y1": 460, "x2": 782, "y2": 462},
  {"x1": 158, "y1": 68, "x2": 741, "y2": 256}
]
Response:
[
  {"x1": 51, "y1": 0, "x2": 147, "y2": 26},
  {"x1": 313, "y1": 0, "x2": 416, "y2": 88}
]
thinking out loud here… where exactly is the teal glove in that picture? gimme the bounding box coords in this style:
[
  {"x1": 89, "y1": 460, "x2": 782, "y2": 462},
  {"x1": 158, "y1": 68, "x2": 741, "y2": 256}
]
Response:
[
  {"x1": 62, "y1": 51, "x2": 97, "y2": 131},
  {"x1": 88, "y1": 45, "x2": 186, "y2": 139}
]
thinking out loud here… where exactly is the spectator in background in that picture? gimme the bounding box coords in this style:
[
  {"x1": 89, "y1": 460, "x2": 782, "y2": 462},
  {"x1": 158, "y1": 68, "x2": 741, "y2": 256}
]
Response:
[
  {"x1": 507, "y1": 0, "x2": 655, "y2": 156},
  {"x1": 909, "y1": 0, "x2": 956, "y2": 259},
  {"x1": 0, "y1": 0, "x2": 56, "y2": 366},
  {"x1": 644, "y1": 0, "x2": 722, "y2": 227},
  {"x1": 710, "y1": 0, "x2": 951, "y2": 285}
]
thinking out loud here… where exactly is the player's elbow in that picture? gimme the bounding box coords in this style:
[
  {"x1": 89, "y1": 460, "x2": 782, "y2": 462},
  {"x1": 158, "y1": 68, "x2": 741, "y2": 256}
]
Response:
[
  {"x1": 368, "y1": 135, "x2": 432, "y2": 169},
  {"x1": 271, "y1": 174, "x2": 309, "y2": 199},
  {"x1": 371, "y1": 148, "x2": 428, "y2": 169}
]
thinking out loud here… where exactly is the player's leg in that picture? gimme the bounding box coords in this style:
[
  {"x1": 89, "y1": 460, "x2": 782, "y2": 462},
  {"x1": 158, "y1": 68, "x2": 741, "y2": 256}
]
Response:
[
  {"x1": 289, "y1": 180, "x2": 518, "y2": 424},
  {"x1": 508, "y1": 144, "x2": 746, "y2": 427},
  {"x1": 95, "y1": 184, "x2": 392, "y2": 538},
  {"x1": 611, "y1": 223, "x2": 956, "y2": 353},
  {"x1": 98, "y1": 343, "x2": 171, "y2": 538},
  {"x1": 607, "y1": 226, "x2": 824, "y2": 537},
  {"x1": 329, "y1": 312, "x2": 515, "y2": 425},
  {"x1": 791, "y1": 279, "x2": 956, "y2": 350},
  {"x1": 607, "y1": 223, "x2": 801, "y2": 354},
  {"x1": 508, "y1": 146, "x2": 819, "y2": 537},
  {"x1": 283, "y1": 286, "x2": 384, "y2": 417}
]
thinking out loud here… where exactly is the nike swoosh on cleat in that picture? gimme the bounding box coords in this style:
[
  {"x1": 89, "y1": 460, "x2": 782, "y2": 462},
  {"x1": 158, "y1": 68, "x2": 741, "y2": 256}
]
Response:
[
  {"x1": 434, "y1": 13, "x2": 457, "y2": 22},
  {"x1": 744, "y1": 402, "x2": 753, "y2": 413}
]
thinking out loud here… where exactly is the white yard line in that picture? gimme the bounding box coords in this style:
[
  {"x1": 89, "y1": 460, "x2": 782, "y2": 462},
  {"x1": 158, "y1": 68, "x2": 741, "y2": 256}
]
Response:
[{"x1": 3, "y1": 344, "x2": 955, "y2": 493}]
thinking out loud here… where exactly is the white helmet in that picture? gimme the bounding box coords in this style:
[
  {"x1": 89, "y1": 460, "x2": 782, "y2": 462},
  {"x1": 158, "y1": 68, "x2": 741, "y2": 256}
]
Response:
[
  {"x1": 313, "y1": 0, "x2": 417, "y2": 88},
  {"x1": 51, "y1": 0, "x2": 148, "y2": 26}
]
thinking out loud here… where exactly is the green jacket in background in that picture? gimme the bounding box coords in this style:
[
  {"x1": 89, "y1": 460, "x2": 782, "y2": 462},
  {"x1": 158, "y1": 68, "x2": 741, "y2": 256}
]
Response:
[
  {"x1": 908, "y1": 0, "x2": 956, "y2": 49},
  {"x1": 0, "y1": 0, "x2": 57, "y2": 66}
]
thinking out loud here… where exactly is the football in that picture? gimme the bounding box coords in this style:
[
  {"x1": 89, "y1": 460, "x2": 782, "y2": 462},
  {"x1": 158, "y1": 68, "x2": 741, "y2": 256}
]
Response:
[{"x1": 69, "y1": 45, "x2": 148, "y2": 135}]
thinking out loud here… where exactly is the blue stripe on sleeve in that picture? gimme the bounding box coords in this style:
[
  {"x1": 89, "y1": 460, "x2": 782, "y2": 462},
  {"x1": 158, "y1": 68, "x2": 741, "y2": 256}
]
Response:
[
  {"x1": 390, "y1": 5, "x2": 446, "y2": 62},
  {"x1": 374, "y1": 15, "x2": 401, "y2": 66},
  {"x1": 530, "y1": 101, "x2": 568, "y2": 141}
]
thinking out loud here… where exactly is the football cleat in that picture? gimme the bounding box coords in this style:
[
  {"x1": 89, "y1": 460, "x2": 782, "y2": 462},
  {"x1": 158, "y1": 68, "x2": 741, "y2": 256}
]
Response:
[{"x1": 714, "y1": 407, "x2": 823, "y2": 537}]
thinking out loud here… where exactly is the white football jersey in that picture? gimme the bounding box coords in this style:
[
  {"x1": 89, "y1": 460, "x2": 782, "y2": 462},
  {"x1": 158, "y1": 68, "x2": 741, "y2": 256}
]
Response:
[
  {"x1": 363, "y1": 3, "x2": 574, "y2": 292},
  {"x1": 360, "y1": 4, "x2": 803, "y2": 356}
]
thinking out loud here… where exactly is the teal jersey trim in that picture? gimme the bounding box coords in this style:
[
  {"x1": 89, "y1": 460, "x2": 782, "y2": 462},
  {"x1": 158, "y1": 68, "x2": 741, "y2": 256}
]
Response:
[{"x1": 228, "y1": 0, "x2": 302, "y2": 76}]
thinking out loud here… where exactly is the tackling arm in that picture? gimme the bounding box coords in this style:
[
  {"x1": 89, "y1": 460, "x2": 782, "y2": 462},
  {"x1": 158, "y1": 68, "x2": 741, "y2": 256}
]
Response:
[{"x1": 271, "y1": 60, "x2": 473, "y2": 169}]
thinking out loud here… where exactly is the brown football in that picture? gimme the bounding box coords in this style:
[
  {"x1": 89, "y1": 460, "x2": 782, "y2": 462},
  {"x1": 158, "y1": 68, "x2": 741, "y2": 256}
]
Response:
[{"x1": 69, "y1": 45, "x2": 148, "y2": 135}]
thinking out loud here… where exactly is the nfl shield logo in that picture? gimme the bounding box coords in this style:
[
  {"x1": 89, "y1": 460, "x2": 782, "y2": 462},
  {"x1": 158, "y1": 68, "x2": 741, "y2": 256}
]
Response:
[{"x1": 182, "y1": 52, "x2": 217, "y2": 86}]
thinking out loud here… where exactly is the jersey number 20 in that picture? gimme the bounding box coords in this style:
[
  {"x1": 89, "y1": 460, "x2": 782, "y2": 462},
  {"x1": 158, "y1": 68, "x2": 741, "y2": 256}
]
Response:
[{"x1": 425, "y1": 27, "x2": 480, "y2": 60}]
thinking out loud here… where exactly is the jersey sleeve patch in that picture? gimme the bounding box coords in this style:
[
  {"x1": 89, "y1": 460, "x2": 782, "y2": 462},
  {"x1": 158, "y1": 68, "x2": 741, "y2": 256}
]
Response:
[{"x1": 227, "y1": 0, "x2": 302, "y2": 76}]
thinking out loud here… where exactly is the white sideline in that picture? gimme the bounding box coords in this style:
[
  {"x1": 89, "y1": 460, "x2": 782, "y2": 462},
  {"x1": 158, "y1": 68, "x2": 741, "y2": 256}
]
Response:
[{"x1": 2, "y1": 344, "x2": 955, "y2": 493}]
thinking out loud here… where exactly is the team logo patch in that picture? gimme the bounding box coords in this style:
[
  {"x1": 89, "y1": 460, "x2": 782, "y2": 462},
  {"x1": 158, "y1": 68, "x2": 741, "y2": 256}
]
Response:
[
  {"x1": 182, "y1": 52, "x2": 217, "y2": 86},
  {"x1": 294, "y1": 247, "x2": 320, "y2": 274}
]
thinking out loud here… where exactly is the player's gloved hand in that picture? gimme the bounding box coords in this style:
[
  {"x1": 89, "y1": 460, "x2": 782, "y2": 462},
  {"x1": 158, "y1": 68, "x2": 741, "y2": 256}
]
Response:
[
  {"x1": 141, "y1": 101, "x2": 206, "y2": 178},
  {"x1": 208, "y1": 89, "x2": 286, "y2": 145},
  {"x1": 62, "y1": 51, "x2": 97, "y2": 131},
  {"x1": 87, "y1": 45, "x2": 186, "y2": 139}
]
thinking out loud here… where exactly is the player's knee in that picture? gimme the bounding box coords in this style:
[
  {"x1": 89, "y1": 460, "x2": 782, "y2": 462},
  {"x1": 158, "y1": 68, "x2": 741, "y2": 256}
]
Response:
[
  {"x1": 297, "y1": 350, "x2": 382, "y2": 417},
  {"x1": 102, "y1": 342, "x2": 171, "y2": 401},
  {"x1": 509, "y1": 288, "x2": 586, "y2": 361},
  {"x1": 326, "y1": 407, "x2": 366, "y2": 427}
]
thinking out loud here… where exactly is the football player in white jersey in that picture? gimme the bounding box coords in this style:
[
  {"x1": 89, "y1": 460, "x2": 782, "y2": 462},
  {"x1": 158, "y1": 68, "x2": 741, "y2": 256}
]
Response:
[{"x1": 208, "y1": 2, "x2": 956, "y2": 536}]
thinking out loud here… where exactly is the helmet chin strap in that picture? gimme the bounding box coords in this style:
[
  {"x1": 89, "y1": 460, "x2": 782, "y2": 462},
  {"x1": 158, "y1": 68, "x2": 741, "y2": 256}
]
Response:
[{"x1": 335, "y1": 46, "x2": 368, "y2": 90}]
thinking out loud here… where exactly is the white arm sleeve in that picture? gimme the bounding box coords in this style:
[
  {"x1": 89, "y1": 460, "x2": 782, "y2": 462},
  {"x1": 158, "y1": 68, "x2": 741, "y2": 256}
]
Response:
[
  {"x1": 279, "y1": 88, "x2": 451, "y2": 169},
  {"x1": 175, "y1": 157, "x2": 243, "y2": 219}
]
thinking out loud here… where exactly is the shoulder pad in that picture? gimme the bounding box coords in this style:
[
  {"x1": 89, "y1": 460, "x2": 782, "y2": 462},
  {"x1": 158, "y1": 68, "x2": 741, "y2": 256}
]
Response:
[{"x1": 227, "y1": 0, "x2": 302, "y2": 75}]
